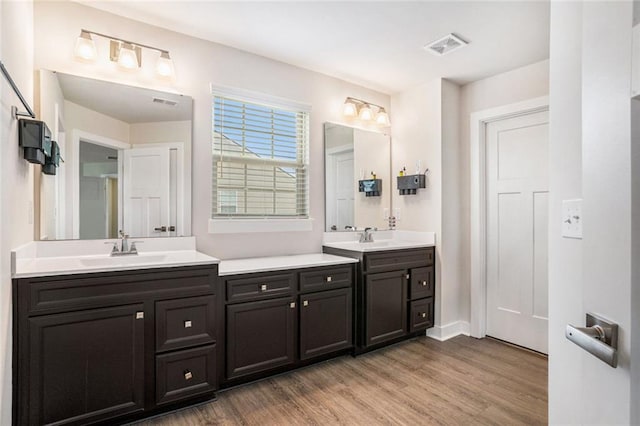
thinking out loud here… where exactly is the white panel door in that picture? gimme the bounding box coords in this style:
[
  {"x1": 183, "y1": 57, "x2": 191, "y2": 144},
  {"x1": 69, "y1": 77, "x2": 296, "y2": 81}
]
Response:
[
  {"x1": 486, "y1": 110, "x2": 549, "y2": 354},
  {"x1": 335, "y1": 151, "x2": 355, "y2": 230},
  {"x1": 123, "y1": 147, "x2": 170, "y2": 237}
]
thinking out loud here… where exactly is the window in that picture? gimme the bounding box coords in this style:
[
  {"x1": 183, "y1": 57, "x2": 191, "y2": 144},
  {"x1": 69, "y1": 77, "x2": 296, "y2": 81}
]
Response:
[{"x1": 212, "y1": 91, "x2": 309, "y2": 219}]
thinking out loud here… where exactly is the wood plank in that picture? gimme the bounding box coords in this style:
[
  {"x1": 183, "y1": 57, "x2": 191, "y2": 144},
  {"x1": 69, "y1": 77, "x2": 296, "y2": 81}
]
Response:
[{"x1": 139, "y1": 336, "x2": 547, "y2": 425}]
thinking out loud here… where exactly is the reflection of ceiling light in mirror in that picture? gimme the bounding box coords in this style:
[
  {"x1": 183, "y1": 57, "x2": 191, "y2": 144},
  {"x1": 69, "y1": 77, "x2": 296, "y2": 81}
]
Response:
[
  {"x1": 358, "y1": 104, "x2": 374, "y2": 121},
  {"x1": 117, "y1": 43, "x2": 140, "y2": 69},
  {"x1": 343, "y1": 98, "x2": 358, "y2": 117},
  {"x1": 74, "y1": 30, "x2": 97, "y2": 61},
  {"x1": 156, "y1": 51, "x2": 175, "y2": 77},
  {"x1": 376, "y1": 108, "x2": 390, "y2": 126}
]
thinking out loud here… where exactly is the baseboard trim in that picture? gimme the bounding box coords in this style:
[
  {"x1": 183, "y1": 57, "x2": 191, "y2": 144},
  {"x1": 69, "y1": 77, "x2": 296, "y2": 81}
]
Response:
[{"x1": 427, "y1": 321, "x2": 471, "y2": 341}]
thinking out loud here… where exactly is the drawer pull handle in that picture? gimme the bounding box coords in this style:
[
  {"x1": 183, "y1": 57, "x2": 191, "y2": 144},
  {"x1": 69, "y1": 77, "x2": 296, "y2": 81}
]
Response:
[
  {"x1": 184, "y1": 320, "x2": 192, "y2": 328},
  {"x1": 135, "y1": 311, "x2": 144, "y2": 320},
  {"x1": 290, "y1": 302, "x2": 296, "y2": 308},
  {"x1": 422, "y1": 281, "x2": 427, "y2": 286},
  {"x1": 261, "y1": 284, "x2": 268, "y2": 291},
  {"x1": 184, "y1": 370, "x2": 193, "y2": 380},
  {"x1": 326, "y1": 276, "x2": 332, "y2": 282},
  {"x1": 303, "y1": 300, "x2": 309, "y2": 307}
]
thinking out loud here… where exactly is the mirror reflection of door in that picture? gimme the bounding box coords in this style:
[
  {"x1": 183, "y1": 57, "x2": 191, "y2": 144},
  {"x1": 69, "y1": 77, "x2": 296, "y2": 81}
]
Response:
[
  {"x1": 327, "y1": 148, "x2": 354, "y2": 230},
  {"x1": 78, "y1": 141, "x2": 119, "y2": 239}
]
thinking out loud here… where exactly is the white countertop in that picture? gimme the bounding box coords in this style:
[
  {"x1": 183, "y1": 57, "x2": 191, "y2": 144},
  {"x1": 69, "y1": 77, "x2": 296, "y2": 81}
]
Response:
[
  {"x1": 12, "y1": 237, "x2": 220, "y2": 278},
  {"x1": 322, "y1": 230, "x2": 436, "y2": 253},
  {"x1": 219, "y1": 253, "x2": 358, "y2": 276}
]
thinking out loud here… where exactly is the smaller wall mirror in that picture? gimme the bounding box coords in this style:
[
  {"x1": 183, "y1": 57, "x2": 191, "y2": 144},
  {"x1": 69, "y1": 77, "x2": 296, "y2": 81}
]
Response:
[
  {"x1": 324, "y1": 123, "x2": 390, "y2": 231},
  {"x1": 37, "y1": 71, "x2": 192, "y2": 240}
]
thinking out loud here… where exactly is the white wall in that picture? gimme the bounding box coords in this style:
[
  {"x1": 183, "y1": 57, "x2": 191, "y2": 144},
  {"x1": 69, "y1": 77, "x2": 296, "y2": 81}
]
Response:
[
  {"x1": 64, "y1": 100, "x2": 130, "y2": 143},
  {"x1": 129, "y1": 120, "x2": 191, "y2": 145},
  {"x1": 34, "y1": 1, "x2": 390, "y2": 259},
  {"x1": 549, "y1": 1, "x2": 638, "y2": 423},
  {"x1": 0, "y1": 1, "x2": 34, "y2": 422}
]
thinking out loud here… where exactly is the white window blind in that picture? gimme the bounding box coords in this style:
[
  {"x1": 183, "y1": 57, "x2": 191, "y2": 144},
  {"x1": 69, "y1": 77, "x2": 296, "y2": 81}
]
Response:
[{"x1": 212, "y1": 93, "x2": 309, "y2": 218}]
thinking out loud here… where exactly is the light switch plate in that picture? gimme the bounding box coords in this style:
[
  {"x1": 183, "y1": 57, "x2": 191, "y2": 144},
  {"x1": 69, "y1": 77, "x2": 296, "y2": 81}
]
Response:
[
  {"x1": 562, "y1": 199, "x2": 582, "y2": 239},
  {"x1": 394, "y1": 208, "x2": 401, "y2": 221},
  {"x1": 383, "y1": 208, "x2": 389, "y2": 220}
]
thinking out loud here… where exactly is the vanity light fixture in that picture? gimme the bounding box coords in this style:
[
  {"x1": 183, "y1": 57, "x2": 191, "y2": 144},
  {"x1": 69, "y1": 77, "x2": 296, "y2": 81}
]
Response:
[
  {"x1": 73, "y1": 29, "x2": 175, "y2": 78},
  {"x1": 342, "y1": 97, "x2": 390, "y2": 127}
]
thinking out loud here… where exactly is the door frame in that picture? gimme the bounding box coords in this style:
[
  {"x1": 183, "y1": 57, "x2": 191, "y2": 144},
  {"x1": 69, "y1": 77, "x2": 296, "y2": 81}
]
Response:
[{"x1": 469, "y1": 96, "x2": 549, "y2": 338}]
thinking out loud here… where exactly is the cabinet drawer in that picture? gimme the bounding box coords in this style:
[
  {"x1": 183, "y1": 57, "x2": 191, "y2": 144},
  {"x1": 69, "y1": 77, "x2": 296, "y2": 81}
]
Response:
[
  {"x1": 299, "y1": 266, "x2": 352, "y2": 293},
  {"x1": 226, "y1": 272, "x2": 294, "y2": 303},
  {"x1": 364, "y1": 248, "x2": 433, "y2": 273},
  {"x1": 21, "y1": 266, "x2": 217, "y2": 315},
  {"x1": 156, "y1": 345, "x2": 217, "y2": 406},
  {"x1": 409, "y1": 298, "x2": 433, "y2": 332},
  {"x1": 409, "y1": 266, "x2": 434, "y2": 300},
  {"x1": 156, "y1": 296, "x2": 216, "y2": 352}
]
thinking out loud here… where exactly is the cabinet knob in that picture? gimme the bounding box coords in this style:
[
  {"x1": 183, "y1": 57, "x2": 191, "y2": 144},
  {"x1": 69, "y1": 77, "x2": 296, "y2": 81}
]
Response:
[
  {"x1": 261, "y1": 284, "x2": 268, "y2": 291},
  {"x1": 135, "y1": 311, "x2": 144, "y2": 320},
  {"x1": 303, "y1": 300, "x2": 309, "y2": 307},
  {"x1": 184, "y1": 320, "x2": 192, "y2": 328},
  {"x1": 406, "y1": 274, "x2": 410, "y2": 280},
  {"x1": 422, "y1": 281, "x2": 427, "y2": 286},
  {"x1": 421, "y1": 313, "x2": 426, "y2": 318},
  {"x1": 326, "y1": 276, "x2": 332, "y2": 282},
  {"x1": 290, "y1": 302, "x2": 296, "y2": 308},
  {"x1": 184, "y1": 370, "x2": 193, "y2": 380}
]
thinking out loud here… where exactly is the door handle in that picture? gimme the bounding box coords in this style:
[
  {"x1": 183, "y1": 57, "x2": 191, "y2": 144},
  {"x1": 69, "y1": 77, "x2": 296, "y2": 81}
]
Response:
[
  {"x1": 566, "y1": 313, "x2": 618, "y2": 368},
  {"x1": 154, "y1": 226, "x2": 167, "y2": 232}
]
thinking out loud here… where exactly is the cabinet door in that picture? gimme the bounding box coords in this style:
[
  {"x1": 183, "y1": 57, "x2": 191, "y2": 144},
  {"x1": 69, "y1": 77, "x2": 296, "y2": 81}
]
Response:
[
  {"x1": 226, "y1": 297, "x2": 296, "y2": 380},
  {"x1": 299, "y1": 288, "x2": 352, "y2": 360},
  {"x1": 27, "y1": 304, "x2": 145, "y2": 425},
  {"x1": 365, "y1": 271, "x2": 407, "y2": 346}
]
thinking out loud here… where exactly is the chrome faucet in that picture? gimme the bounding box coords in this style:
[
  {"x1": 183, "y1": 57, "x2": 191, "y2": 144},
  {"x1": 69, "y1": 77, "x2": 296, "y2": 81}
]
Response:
[
  {"x1": 107, "y1": 230, "x2": 140, "y2": 256},
  {"x1": 359, "y1": 227, "x2": 375, "y2": 243}
]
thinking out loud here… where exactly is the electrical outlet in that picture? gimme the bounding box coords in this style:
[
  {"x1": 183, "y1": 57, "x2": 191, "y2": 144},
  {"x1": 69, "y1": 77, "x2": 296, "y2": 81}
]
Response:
[
  {"x1": 28, "y1": 200, "x2": 33, "y2": 225},
  {"x1": 562, "y1": 199, "x2": 582, "y2": 239},
  {"x1": 394, "y1": 208, "x2": 401, "y2": 221},
  {"x1": 383, "y1": 208, "x2": 389, "y2": 219}
]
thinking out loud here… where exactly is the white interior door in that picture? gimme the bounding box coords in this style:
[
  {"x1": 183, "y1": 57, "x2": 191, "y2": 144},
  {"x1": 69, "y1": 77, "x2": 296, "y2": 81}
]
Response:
[
  {"x1": 486, "y1": 110, "x2": 549, "y2": 354},
  {"x1": 123, "y1": 147, "x2": 170, "y2": 237},
  {"x1": 335, "y1": 150, "x2": 354, "y2": 230}
]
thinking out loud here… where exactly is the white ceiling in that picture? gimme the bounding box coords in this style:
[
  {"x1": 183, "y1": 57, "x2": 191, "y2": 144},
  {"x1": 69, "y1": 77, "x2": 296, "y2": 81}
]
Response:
[
  {"x1": 81, "y1": 1, "x2": 550, "y2": 94},
  {"x1": 57, "y1": 71, "x2": 192, "y2": 123}
]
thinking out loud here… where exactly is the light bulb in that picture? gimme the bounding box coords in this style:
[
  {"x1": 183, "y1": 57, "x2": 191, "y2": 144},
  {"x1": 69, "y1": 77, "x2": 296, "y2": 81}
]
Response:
[
  {"x1": 156, "y1": 51, "x2": 175, "y2": 77},
  {"x1": 359, "y1": 104, "x2": 373, "y2": 121},
  {"x1": 375, "y1": 108, "x2": 390, "y2": 126},
  {"x1": 343, "y1": 98, "x2": 357, "y2": 117},
  {"x1": 74, "y1": 31, "x2": 96, "y2": 61},
  {"x1": 117, "y1": 43, "x2": 139, "y2": 69}
]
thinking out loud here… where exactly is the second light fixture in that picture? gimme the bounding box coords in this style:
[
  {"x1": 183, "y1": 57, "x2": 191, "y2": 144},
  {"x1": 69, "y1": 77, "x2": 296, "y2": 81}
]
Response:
[
  {"x1": 73, "y1": 29, "x2": 175, "y2": 78},
  {"x1": 342, "y1": 97, "x2": 390, "y2": 127}
]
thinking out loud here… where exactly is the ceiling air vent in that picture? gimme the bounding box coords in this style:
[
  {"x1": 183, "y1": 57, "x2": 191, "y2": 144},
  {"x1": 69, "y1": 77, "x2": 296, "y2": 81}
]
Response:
[
  {"x1": 424, "y1": 33, "x2": 468, "y2": 56},
  {"x1": 152, "y1": 97, "x2": 178, "y2": 107}
]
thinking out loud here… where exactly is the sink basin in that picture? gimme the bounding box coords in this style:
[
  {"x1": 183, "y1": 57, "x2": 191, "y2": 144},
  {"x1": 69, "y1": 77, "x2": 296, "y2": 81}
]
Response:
[{"x1": 79, "y1": 254, "x2": 167, "y2": 267}]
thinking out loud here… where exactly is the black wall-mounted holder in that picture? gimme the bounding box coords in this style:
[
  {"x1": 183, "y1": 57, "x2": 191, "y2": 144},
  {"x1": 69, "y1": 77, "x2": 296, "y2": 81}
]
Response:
[
  {"x1": 19, "y1": 119, "x2": 52, "y2": 166},
  {"x1": 397, "y1": 174, "x2": 426, "y2": 195},
  {"x1": 42, "y1": 141, "x2": 61, "y2": 175},
  {"x1": 358, "y1": 179, "x2": 382, "y2": 197}
]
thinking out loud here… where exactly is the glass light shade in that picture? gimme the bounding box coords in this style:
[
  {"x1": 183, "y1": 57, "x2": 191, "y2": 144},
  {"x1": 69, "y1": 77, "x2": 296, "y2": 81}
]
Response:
[
  {"x1": 117, "y1": 43, "x2": 139, "y2": 69},
  {"x1": 74, "y1": 32, "x2": 96, "y2": 61},
  {"x1": 375, "y1": 108, "x2": 391, "y2": 126},
  {"x1": 156, "y1": 52, "x2": 175, "y2": 77},
  {"x1": 342, "y1": 99, "x2": 357, "y2": 117},
  {"x1": 358, "y1": 104, "x2": 374, "y2": 121}
]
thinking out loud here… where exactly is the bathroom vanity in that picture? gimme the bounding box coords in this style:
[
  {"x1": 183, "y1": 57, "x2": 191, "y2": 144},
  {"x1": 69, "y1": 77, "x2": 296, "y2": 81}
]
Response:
[{"x1": 11, "y1": 239, "x2": 220, "y2": 426}]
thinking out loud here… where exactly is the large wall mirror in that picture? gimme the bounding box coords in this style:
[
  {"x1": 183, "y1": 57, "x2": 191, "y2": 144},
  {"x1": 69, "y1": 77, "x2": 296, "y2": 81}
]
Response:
[
  {"x1": 36, "y1": 70, "x2": 192, "y2": 240},
  {"x1": 324, "y1": 122, "x2": 390, "y2": 232}
]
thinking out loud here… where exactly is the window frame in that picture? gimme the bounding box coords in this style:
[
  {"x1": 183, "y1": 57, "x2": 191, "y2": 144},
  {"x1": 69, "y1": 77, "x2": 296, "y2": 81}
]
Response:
[{"x1": 209, "y1": 85, "x2": 313, "y2": 233}]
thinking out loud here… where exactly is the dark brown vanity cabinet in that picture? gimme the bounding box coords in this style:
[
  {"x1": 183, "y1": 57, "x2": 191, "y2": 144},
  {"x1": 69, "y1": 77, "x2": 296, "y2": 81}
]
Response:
[
  {"x1": 13, "y1": 265, "x2": 218, "y2": 426},
  {"x1": 323, "y1": 246, "x2": 435, "y2": 354},
  {"x1": 222, "y1": 264, "x2": 354, "y2": 386}
]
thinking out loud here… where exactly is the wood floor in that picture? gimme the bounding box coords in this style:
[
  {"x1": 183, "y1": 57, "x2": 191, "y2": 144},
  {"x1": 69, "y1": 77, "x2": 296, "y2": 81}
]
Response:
[{"x1": 140, "y1": 336, "x2": 547, "y2": 426}]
